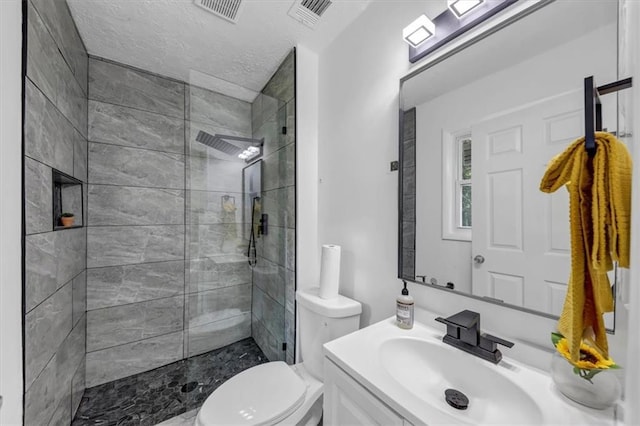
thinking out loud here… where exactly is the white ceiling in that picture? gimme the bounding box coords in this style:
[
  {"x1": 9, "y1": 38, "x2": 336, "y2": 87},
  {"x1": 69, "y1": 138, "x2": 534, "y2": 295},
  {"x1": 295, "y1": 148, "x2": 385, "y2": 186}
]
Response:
[{"x1": 66, "y1": 0, "x2": 373, "y2": 101}]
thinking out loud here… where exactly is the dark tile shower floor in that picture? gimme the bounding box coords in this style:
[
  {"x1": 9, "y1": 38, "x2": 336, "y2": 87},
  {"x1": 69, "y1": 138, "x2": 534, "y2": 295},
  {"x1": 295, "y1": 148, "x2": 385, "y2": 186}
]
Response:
[{"x1": 72, "y1": 338, "x2": 267, "y2": 426}]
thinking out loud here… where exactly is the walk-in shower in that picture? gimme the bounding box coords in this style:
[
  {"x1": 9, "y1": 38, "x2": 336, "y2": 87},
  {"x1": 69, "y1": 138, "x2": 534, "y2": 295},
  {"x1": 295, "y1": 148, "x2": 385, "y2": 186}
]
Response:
[{"x1": 22, "y1": 2, "x2": 296, "y2": 418}]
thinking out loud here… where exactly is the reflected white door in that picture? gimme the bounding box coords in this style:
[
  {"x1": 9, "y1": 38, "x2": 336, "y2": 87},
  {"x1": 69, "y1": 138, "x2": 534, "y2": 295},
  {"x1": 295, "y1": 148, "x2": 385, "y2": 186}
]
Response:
[{"x1": 471, "y1": 91, "x2": 582, "y2": 313}]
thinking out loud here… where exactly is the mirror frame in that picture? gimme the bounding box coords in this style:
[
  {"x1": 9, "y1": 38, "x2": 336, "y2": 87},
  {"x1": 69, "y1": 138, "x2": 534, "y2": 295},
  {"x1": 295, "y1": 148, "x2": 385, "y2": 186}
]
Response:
[{"x1": 397, "y1": 0, "x2": 617, "y2": 331}]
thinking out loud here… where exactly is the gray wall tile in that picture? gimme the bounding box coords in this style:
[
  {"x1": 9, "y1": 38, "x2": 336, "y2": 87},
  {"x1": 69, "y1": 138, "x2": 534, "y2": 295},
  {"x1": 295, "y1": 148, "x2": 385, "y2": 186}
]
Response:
[
  {"x1": 72, "y1": 271, "x2": 87, "y2": 326},
  {"x1": 73, "y1": 130, "x2": 88, "y2": 182},
  {"x1": 250, "y1": 50, "x2": 296, "y2": 362},
  {"x1": 285, "y1": 268, "x2": 295, "y2": 314},
  {"x1": 25, "y1": 282, "x2": 73, "y2": 391},
  {"x1": 25, "y1": 157, "x2": 52, "y2": 235},
  {"x1": 254, "y1": 118, "x2": 280, "y2": 158},
  {"x1": 87, "y1": 296, "x2": 183, "y2": 351},
  {"x1": 89, "y1": 59, "x2": 184, "y2": 118},
  {"x1": 188, "y1": 258, "x2": 250, "y2": 294},
  {"x1": 25, "y1": 232, "x2": 57, "y2": 313},
  {"x1": 56, "y1": 228, "x2": 87, "y2": 288},
  {"x1": 256, "y1": 226, "x2": 289, "y2": 268},
  {"x1": 24, "y1": 354, "x2": 58, "y2": 426},
  {"x1": 262, "y1": 51, "x2": 294, "y2": 103},
  {"x1": 262, "y1": 143, "x2": 294, "y2": 192},
  {"x1": 252, "y1": 256, "x2": 286, "y2": 306},
  {"x1": 187, "y1": 155, "x2": 244, "y2": 192},
  {"x1": 58, "y1": 67, "x2": 88, "y2": 136},
  {"x1": 56, "y1": 315, "x2": 86, "y2": 393},
  {"x1": 87, "y1": 260, "x2": 184, "y2": 310},
  {"x1": 30, "y1": 0, "x2": 88, "y2": 93},
  {"x1": 186, "y1": 284, "x2": 251, "y2": 328},
  {"x1": 89, "y1": 101, "x2": 185, "y2": 154},
  {"x1": 24, "y1": 1, "x2": 88, "y2": 416},
  {"x1": 25, "y1": 80, "x2": 75, "y2": 175},
  {"x1": 88, "y1": 185, "x2": 184, "y2": 226},
  {"x1": 188, "y1": 86, "x2": 251, "y2": 134},
  {"x1": 186, "y1": 313, "x2": 251, "y2": 357},
  {"x1": 26, "y1": 1, "x2": 65, "y2": 106},
  {"x1": 189, "y1": 224, "x2": 246, "y2": 260},
  {"x1": 71, "y1": 358, "x2": 85, "y2": 417},
  {"x1": 251, "y1": 285, "x2": 284, "y2": 341},
  {"x1": 87, "y1": 225, "x2": 184, "y2": 268},
  {"x1": 188, "y1": 190, "x2": 242, "y2": 225},
  {"x1": 48, "y1": 392, "x2": 71, "y2": 426},
  {"x1": 251, "y1": 315, "x2": 283, "y2": 362},
  {"x1": 25, "y1": 229, "x2": 86, "y2": 312},
  {"x1": 261, "y1": 186, "x2": 294, "y2": 230},
  {"x1": 89, "y1": 142, "x2": 185, "y2": 189},
  {"x1": 85, "y1": 331, "x2": 183, "y2": 387}
]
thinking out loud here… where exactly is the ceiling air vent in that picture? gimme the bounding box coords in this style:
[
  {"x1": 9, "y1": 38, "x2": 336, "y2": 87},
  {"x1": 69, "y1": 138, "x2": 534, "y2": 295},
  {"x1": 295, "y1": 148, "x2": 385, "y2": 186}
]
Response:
[
  {"x1": 288, "y1": 0, "x2": 332, "y2": 28},
  {"x1": 193, "y1": 0, "x2": 243, "y2": 23}
]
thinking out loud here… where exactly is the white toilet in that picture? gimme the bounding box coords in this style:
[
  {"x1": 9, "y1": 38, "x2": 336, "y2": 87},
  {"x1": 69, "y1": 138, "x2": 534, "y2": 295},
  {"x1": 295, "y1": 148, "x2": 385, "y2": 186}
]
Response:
[{"x1": 195, "y1": 287, "x2": 362, "y2": 426}]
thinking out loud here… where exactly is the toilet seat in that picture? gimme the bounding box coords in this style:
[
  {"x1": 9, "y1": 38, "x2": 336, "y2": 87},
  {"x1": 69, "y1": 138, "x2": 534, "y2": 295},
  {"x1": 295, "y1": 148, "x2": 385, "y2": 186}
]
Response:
[{"x1": 196, "y1": 361, "x2": 307, "y2": 426}]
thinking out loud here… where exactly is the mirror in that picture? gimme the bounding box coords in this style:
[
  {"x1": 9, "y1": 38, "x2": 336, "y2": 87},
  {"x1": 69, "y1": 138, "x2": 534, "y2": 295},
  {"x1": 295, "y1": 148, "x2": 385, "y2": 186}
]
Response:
[{"x1": 399, "y1": 0, "x2": 624, "y2": 329}]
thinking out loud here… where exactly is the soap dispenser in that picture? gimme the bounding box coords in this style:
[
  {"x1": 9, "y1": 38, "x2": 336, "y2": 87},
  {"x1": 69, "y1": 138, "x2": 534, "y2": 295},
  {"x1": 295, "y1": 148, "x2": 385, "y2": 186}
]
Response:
[{"x1": 396, "y1": 281, "x2": 414, "y2": 329}]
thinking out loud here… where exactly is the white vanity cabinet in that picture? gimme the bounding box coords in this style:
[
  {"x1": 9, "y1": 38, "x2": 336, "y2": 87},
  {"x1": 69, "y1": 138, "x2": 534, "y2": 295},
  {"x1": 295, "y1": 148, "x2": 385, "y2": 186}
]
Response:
[{"x1": 324, "y1": 358, "x2": 413, "y2": 426}]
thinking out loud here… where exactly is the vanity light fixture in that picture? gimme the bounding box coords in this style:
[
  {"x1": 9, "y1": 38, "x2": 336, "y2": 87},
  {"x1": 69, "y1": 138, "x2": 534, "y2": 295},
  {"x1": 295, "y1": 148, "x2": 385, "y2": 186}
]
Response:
[
  {"x1": 406, "y1": 0, "x2": 518, "y2": 63},
  {"x1": 447, "y1": 0, "x2": 484, "y2": 19},
  {"x1": 402, "y1": 14, "x2": 436, "y2": 48}
]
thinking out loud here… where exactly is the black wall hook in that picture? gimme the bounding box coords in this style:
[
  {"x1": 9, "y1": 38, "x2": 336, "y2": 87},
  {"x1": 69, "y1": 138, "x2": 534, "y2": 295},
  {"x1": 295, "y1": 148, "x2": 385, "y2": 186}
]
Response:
[{"x1": 584, "y1": 76, "x2": 633, "y2": 157}]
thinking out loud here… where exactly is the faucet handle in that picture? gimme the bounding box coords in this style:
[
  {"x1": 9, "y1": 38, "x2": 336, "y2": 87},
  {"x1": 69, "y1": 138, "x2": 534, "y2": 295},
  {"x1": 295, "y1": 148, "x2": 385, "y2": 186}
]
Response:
[
  {"x1": 479, "y1": 333, "x2": 514, "y2": 352},
  {"x1": 435, "y1": 316, "x2": 470, "y2": 331},
  {"x1": 435, "y1": 310, "x2": 479, "y2": 330}
]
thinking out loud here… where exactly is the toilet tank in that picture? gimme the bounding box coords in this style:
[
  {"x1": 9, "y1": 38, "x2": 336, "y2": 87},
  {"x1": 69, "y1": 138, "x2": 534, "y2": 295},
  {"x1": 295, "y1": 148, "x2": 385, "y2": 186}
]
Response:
[{"x1": 296, "y1": 288, "x2": 362, "y2": 380}]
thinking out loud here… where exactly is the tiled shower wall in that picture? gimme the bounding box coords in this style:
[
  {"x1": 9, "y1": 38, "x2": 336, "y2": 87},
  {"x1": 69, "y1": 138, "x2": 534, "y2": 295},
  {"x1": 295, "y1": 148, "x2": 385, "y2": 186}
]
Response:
[
  {"x1": 23, "y1": 0, "x2": 88, "y2": 424},
  {"x1": 85, "y1": 58, "x2": 187, "y2": 387},
  {"x1": 251, "y1": 51, "x2": 297, "y2": 364},
  {"x1": 84, "y1": 57, "x2": 286, "y2": 386}
]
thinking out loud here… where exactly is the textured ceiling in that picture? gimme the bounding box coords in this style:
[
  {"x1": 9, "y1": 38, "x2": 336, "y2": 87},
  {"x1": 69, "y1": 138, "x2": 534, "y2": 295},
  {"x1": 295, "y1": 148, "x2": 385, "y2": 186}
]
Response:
[{"x1": 67, "y1": 0, "x2": 372, "y2": 101}]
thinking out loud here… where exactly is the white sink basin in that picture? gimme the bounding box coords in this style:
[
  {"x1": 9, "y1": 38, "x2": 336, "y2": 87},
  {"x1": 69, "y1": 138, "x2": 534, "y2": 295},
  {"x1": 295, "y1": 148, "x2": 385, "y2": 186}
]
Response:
[
  {"x1": 323, "y1": 309, "x2": 614, "y2": 426},
  {"x1": 380, "y1": 336, "x2": 543, "y2": 425}
]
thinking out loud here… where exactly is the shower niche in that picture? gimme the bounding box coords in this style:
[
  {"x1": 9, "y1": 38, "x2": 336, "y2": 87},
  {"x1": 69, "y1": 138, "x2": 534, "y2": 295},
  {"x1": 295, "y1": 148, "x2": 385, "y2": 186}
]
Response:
[{"x1": 52, "y1": 169, "x2": 84, "y2": 230}]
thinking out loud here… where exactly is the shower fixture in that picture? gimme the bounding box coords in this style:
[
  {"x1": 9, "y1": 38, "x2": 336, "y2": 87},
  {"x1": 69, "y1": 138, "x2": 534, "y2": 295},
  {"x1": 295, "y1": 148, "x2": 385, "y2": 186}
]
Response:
[{"x1": 195, "y1": 131, "x2": 263, "y2": 162}]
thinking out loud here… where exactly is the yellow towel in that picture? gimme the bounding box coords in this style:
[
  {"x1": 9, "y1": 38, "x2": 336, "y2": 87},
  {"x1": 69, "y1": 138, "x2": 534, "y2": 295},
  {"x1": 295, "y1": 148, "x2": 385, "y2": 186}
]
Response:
[{"x1": 539, "y1": 132, "x2": 632, "y2": 362}]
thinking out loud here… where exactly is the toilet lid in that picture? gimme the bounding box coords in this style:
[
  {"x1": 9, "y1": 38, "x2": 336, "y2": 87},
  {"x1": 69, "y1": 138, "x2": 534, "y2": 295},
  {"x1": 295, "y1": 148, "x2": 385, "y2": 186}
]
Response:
[{"x1": 198, "y1": 361, "x2": 307, "y2": 426}]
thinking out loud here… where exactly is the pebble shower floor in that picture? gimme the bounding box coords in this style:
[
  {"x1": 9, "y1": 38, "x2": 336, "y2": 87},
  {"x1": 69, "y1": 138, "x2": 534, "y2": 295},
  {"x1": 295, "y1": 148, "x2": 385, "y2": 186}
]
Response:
[{"x1": 72, "y1": 338, "x2": 267, "y2": 425}]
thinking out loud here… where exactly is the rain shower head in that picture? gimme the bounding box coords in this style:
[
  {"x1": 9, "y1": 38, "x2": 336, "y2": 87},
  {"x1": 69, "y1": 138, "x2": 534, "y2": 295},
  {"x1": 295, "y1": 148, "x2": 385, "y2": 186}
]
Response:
[{"x1": 195, "y1": 131, "x2": 264, "y2": 161}]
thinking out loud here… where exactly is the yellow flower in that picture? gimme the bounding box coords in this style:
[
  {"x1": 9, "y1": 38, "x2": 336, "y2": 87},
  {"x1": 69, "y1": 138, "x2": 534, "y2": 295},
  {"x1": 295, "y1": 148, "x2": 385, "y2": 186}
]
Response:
[{"x1": 555, "y1": 338, "x2": 616, "y2": 370}]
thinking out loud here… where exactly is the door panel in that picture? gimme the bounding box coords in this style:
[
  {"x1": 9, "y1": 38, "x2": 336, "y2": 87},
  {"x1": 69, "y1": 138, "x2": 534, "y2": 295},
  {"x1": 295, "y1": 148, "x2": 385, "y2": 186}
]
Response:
[{"x1": 472, "y1": 92, "x2": 581, "y2": 312}]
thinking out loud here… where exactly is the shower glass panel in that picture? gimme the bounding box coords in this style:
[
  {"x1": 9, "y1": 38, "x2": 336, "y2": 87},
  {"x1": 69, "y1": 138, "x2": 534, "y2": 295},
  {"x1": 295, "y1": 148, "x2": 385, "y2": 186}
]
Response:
[{"x1": 184, "y1": 48, "x2": 296, "y2": 409}]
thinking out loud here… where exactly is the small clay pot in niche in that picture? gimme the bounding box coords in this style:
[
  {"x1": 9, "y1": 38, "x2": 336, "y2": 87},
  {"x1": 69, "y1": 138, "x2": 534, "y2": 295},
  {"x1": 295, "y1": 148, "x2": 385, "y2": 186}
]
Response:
[{"x1": 60, "y1": 213, "x2": 75, "y2": 227}]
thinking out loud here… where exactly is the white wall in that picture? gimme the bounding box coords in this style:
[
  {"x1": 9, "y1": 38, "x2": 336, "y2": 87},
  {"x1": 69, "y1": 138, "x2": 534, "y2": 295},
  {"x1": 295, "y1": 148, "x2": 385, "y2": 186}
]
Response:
[
  {"x1": 316, "y1": 0, "x2": 631, "y2": 384},
  {"x1": 317, "y1": 1, "x2": 435, "y2": 326},
  {"x1": 296, "y1": 45, "x2": 320, "y2": 292},
  {"x1": 0, "y1": 0, "x2": 24, "y2": 424}
]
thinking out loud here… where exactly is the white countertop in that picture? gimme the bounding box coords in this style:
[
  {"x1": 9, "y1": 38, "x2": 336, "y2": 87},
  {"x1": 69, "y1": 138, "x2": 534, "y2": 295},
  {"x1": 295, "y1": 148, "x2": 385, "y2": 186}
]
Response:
[{"x1": 323, "y1": 308, "x2": 616, "y2": 426}]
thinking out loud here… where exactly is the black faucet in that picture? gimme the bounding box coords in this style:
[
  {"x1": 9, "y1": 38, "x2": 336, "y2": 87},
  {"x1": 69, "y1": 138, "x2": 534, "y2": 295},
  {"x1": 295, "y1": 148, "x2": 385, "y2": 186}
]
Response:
[{"x1": 435, "y1": 310, "x2": 514, "y2": 364}]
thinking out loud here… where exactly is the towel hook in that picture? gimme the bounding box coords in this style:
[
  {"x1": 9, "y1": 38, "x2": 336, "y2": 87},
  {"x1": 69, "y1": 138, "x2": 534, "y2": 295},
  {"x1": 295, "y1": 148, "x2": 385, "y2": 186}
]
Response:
[{"x1": 583, "y1": 76, "x2": 633, "y2": 157}]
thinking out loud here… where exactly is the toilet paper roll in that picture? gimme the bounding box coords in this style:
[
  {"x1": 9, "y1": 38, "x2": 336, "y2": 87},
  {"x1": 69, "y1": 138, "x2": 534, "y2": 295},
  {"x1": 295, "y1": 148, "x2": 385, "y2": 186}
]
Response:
[{"x1": 319, "y1": 244, "x2": 341, "y2": 299}]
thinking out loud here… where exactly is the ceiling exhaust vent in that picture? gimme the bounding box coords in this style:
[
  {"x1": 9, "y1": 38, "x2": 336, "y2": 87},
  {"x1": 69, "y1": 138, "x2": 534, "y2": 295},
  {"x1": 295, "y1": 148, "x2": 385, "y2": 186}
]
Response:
[
  {"x1": 288, "y1": 0, "x2": 332, "y2": 28},
  {"x1": 193, "y1": 0, "x2": 243, "y2": 23}
]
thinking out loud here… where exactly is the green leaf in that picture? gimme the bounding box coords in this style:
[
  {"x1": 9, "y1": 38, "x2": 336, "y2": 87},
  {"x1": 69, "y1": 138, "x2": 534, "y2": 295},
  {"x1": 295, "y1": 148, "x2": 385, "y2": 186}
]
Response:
[{"x1": 551, "y1": 332, "x2": 563, "y2": 347}]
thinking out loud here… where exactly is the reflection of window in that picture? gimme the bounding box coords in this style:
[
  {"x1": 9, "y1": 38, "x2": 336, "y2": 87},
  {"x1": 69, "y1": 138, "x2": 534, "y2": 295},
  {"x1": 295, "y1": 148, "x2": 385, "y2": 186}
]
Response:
[
  {"x1": 458, "y1": 136, "x2": 472, "y2": 228},
  {"x1": 442, "y1": 130, "x2": 471, "y2": 241}
]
